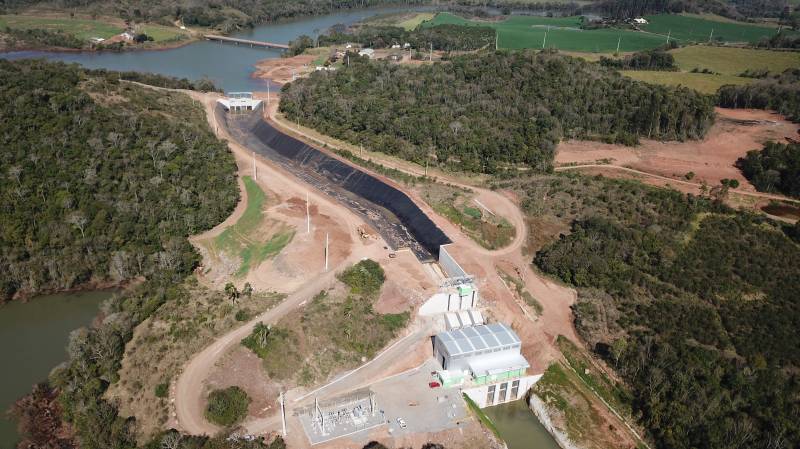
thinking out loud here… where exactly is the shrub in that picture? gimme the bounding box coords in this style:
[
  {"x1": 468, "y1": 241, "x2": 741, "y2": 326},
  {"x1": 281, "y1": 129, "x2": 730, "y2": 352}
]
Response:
[
  {"x1": 155, "y1": 382, "x2": 169, "y2": 398},
  {"x1": 337, "y1": 260, "x2": 385, "y2": 296},
  {"x1": 205, "y1": 386, "x2": 250, "y2": 426}
]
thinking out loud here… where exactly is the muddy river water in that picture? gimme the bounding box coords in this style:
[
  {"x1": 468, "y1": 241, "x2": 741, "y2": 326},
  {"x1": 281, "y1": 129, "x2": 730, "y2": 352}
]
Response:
[{"x1": 0, "y1": 291, "x2": 114, "y2": 448}]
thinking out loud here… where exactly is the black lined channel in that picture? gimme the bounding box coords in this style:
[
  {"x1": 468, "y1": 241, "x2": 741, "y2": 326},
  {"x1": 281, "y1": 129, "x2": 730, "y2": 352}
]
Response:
[{"x1": 219, "y1": 106, "x2": 450, "y2": 261}]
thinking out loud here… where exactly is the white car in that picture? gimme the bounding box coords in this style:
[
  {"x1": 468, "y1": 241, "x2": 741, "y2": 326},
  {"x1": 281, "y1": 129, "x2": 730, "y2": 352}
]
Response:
[{"x1": 396, "y1": 417, "x2": 407, "y2": 429}]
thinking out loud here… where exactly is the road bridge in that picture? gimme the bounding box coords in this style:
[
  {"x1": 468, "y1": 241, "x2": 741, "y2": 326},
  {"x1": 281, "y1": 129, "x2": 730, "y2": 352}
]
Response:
[{"x1": 204, "y1": 34, "x2": 289, "y2": 50}]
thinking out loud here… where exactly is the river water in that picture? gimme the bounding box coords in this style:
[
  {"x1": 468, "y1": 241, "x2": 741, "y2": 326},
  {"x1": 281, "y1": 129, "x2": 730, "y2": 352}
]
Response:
[
  {"x1": 484, "y1": 399, "x2": 562, "y2": 449},
  {"x1": 0, "y1": 291, "x2": 113, "y2": 448},
  {"x1": 1, "y1": 6, "x2": 434, "y2": 92}
]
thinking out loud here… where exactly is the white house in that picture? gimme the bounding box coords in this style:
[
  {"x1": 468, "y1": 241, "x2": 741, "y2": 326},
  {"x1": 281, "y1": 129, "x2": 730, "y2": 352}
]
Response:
[
  {"x1": 633, "y1": 17, "x2": 649, "y2": 24},
  {"x1": 358, "y1": 48, "x2": 375, "y2": 58}
]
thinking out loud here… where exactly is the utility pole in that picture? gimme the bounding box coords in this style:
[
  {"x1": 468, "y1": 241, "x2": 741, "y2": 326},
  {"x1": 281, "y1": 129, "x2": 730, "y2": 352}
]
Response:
[
  {"x1": 708, "y1": 28, "x2": 714, "y2": 43},
  {"x1": 280, "y1": 391, "x2": 287, "y2": 437},
  {"x1": 429, "y1": 42, "x2": 433, "y2": 62},
  {"x1": 267, "y1": 82, "x2": 270, "y2": 106},
  {"x1": 543, "y1": 27, "x2": 548, "y2": 49},
  {"x1": 616, "y1": 36, "x2": 621, "y2": 54},
  {"x1": 666, "y1": 29, "x2": 671, "y2": 44},
  {"x1": 306, "y1": 192, "x2": 310, "y2": 234},
  {"x1": 252, "y1": 151, "x2": 257, "y2": 181},
  {"x1": 360, "y1": 143, "x2": 363, "y2": 158},
  {"x1": 325, "y1": 233, "x2": 329, "y2": 271}
]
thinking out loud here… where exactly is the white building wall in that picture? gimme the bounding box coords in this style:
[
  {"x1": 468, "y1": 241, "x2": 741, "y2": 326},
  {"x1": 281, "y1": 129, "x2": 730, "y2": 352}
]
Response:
[
  {"x1": 419, "y1": 290, "x2": 478, "y2": 316},
  {"x1": 462, "y1": 374, "x2": 542, "y2": 408}
]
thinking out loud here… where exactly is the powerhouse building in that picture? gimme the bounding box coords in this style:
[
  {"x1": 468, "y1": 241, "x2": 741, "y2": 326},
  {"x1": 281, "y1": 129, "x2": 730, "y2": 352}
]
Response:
[{"x1": 433, "y1": 323, "x2": 539, "y2": 407}]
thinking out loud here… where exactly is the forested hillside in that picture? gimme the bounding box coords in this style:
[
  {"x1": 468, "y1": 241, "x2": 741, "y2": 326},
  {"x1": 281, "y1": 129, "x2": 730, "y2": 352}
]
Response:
[
  {"x1": 280, "y1": 50, "x2": 714, "y2": 173},
  {"x1": 0, "y1": 59, "x2": 237, "y2": 301},
  {"x1": 512, "y1": 173, "x2": 800, "y2": 449},
  {"x1": 736, "y1": 141, "x2": 800, "y2": 198},
  {"x1": 718, "y1": 68, "x2": 800, "y2": 122}
]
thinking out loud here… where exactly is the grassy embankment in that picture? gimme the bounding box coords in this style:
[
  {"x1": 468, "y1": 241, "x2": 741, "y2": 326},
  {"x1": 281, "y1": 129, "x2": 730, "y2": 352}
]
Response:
[
  {"x1": 0, "y1": 14, "x2": 190, "y2": 46},
  {"x1": 622, "y1": 45, "x2": 800, "y2": 94},
  {"x1": 498, "y1": 270, "x2": 543, "y2": 316},
  {"x1": 422, "y1": 182, "x2": 516, "y2": 250},
  {"x1": 642, "y1": 13, "x2": 791, "y2": 44},
  {"x1": 106, "y1": 278, "x2": 284, "y2": 438},
  {"x1": 241, "y1": 260, "x2": 409, "y2": 386},
  {"x1": 203, "y1": 176, "x2": 294, "y2": 277}
]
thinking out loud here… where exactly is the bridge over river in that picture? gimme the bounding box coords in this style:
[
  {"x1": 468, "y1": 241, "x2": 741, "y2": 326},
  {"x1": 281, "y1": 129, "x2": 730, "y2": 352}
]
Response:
[{"x1": 204, "y1": 34, "x2": 289, "y2": 50}]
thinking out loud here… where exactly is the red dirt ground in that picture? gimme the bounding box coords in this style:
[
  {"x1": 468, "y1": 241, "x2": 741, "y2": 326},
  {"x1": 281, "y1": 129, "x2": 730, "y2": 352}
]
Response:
[{"x1": 556, "y1": 108, "x2": 800, "y2": 193}]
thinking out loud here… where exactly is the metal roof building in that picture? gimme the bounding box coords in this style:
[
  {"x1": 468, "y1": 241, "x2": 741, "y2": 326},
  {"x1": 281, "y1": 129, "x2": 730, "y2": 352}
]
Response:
[{"x1": 433, "y1": 323, "x2": 528, "y2": 383}]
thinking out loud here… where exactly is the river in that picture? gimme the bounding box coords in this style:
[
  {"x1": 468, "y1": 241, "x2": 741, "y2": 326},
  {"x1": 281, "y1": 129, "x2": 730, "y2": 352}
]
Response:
[
  {"x1": 0, "y1": 6, "x2": 434, "y2": 92},
  {"x1": 484, "y1": 399, "x2": 562, "y2": 449},
  {"x1": 0, "y1": 291, "x2": 113, "y2": 448}
]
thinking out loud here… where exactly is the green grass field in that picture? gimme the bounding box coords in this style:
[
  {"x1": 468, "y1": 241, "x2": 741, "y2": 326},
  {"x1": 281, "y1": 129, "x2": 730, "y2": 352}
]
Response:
[
  {"x1": 642, "y1": 14, "x2": 792, "y2": 43},
  {"x1": 621, "y1": 70, "x2": 754, "y2": 94},
  {"x1": 397, "y1": 12, "x2": 435, "y2": 31},
  {"x1": 0, "y1": 15, "x2": 189, "y2": 43},
  {"x1": 139, "y1": 24, "x2": 190, "y2": 42},
  {"x1": 0, "y1": 15, "x2": 123, "y2": 40},
  {"x1": 211, "y1": 176, "x2": 294, "y2": 277},
  {"x1": 670, "y1": 45, "x2": 800, "y2": 76},
  {"x1": 426, "y1": 13, "x2": 666, "y2": 52}
]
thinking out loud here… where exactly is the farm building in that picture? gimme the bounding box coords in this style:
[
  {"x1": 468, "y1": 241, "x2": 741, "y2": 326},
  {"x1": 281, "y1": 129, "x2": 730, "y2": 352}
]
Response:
[
  {"x1": 433, "y1": 323, "x2": 540, "y2": 406},
  {"x1": 359, "y1": 48, "x2": 375, "y2": 58}
]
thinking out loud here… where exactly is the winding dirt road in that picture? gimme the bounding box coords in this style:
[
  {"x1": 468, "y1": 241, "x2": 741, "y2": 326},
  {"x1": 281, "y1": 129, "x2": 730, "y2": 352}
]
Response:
[{"x1": 169, "y1": 90, "x2": 579, "y2": 441}]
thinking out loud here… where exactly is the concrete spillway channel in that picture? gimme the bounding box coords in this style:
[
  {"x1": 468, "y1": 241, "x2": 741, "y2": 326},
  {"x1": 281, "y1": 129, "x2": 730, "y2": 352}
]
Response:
[{"x1": 218, "y1": 105, "x2": 451, "y2": 262}]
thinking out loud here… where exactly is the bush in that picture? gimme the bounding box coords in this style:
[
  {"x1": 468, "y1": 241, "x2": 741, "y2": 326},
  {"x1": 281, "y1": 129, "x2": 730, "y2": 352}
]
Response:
[
  {"x1": 337, "y1": 260, "x2": 385, "y2": 296},
  {"x1": 235, "y1": 309, "x2": 250, "y2": 321},
  {"x1": 154, "y1": 382, "x2": 169, "y2": 398},
  {"x1": 205, "y1": 386, "x2": 250, "y2": 426}
]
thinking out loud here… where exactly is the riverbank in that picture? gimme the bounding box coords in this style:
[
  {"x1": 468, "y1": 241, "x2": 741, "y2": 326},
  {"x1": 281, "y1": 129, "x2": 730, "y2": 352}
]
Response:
[{"x1": 0, "y1": 290, "x2": 114, "y2": 448}]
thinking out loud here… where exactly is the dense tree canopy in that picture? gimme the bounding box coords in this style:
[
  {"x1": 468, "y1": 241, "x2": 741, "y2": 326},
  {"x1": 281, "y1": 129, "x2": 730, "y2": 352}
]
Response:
[
  {"x1": 0, "y1": 59, "x2": 237, "y2": 300},
  {"x1": 280, "y1": 50, "x2": 714, "y2": 173},
  {"x1": 736, "y1": 141, "x2": 800, "y2": 198},
  {"x1": 717, "y1": 68, "x2": 800, "y2": 122},
  {"x1": 526, "y1": 175, "x2": 800, "y2": 449}
]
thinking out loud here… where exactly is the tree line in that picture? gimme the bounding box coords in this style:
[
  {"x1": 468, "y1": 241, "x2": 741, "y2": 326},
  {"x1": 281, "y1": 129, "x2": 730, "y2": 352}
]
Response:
[
  {"x1": 599, "y1": 48, "x2": 677, "y2": 70},
  {"x1": 525, "y1": 173, "x2": 800, "y2": 449},
  {"x1": 318, "y1": 23, "x2": 496, "y2": 51},
  {"x1": 717, "y1": 68, "x2": 800, "y2": 122},
  {"x1": 736, "y1": 141, "x2": 800, "y2": 198},
  {"x1": 280, "y1": 50, "x2": 715, "y2": 174}
]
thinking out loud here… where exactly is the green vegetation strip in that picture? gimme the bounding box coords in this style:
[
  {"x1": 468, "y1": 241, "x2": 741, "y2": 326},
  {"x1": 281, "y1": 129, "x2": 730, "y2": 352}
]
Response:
[
  {"x1": 462, "y1": 393, "x2": 503, "y2": 440},
  {"x1": 212, "y1": 176, "x2": 294, "y2": 277}
]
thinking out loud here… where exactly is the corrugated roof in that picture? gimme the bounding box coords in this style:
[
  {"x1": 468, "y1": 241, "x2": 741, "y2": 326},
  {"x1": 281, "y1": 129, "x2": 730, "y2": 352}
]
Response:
[{"x1": 435, "y1": 323, "x2": 521, "y2": 357}]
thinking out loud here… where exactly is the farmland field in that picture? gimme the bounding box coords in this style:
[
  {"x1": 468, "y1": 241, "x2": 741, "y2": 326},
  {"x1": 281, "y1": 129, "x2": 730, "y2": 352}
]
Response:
[
  {"x1": 621, "y1": 70, "x2": 754, "y2": 94},
  {"x1": 670, "y1": 46, "x2": 800, "y2": 76},
  {"x1": 0, "y1": 15, "x2": 123, "y2": 40},
  {"x1": 397, "y1": 12, "x2": 435, "y2": 30},
  {"x1": 0, "y1": 14, "x2": 190, "y2": 42},
  {"x1": 642, "y1": 14, "x2": 790, "y2": 43},
  {"x1": 425, "y1": 13, "x2": 665, "y2": 52}
]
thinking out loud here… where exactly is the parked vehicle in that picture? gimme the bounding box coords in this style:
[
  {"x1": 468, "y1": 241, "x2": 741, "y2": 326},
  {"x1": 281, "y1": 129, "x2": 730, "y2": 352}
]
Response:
[
  {"x1": 397, "y1": 417, "x2": 407, "y2": 429},
  {"x1": 429, "y1": 381, "x2": 441, "y2": 388}
]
